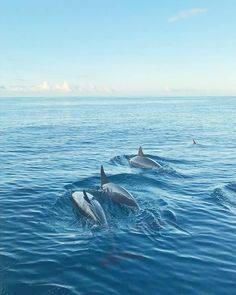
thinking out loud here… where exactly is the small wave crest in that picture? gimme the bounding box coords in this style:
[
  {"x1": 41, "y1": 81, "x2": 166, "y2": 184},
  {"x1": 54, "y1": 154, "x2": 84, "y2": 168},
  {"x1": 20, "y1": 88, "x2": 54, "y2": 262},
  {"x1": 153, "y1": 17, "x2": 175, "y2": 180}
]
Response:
[
  {"x1": 109, "y1": 154, "x2": 130, "y2": 166},
  {"x1": 211, "y1": 182, "x2": 236, "y2": 213}
]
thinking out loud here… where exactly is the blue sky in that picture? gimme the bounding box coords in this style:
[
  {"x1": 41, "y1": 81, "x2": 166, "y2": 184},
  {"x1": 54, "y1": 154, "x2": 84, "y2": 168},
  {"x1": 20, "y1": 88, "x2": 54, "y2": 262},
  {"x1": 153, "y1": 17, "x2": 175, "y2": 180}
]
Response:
[{"x1": 0, "y1": 0, "x2": 236, "y2": 97}]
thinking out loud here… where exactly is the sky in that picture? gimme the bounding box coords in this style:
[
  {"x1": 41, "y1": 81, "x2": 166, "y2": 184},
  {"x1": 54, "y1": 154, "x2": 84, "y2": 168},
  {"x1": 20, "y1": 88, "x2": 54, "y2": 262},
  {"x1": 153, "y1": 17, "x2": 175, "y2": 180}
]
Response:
[{"x1": 0, "y1": 0, "x2": 236, "y2": 97}]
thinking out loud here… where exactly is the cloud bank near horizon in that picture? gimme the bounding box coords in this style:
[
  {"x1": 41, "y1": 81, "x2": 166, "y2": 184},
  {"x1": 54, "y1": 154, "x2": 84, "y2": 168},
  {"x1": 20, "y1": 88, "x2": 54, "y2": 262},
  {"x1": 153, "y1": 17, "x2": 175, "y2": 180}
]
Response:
[
  {"x1": 0, "y1": 81, "x2": 118, "y2": 96},
  {"x1": 0, "y1": 80, "x2": 235, "y2": 97}
]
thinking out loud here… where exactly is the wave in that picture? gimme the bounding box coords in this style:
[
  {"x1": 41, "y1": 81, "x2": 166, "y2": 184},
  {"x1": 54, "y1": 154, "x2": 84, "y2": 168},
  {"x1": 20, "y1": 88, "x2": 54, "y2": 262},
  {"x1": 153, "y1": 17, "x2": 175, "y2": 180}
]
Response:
[{"x1": 210, "y1": 182, "x2": 236, "y2": 213}]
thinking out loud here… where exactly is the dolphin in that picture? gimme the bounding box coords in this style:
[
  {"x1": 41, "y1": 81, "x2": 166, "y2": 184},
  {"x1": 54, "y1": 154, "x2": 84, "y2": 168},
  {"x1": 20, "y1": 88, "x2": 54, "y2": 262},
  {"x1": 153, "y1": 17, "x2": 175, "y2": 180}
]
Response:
[
  {"x1": 100, "y1": 166, "x2": 139, "y2": 209},
  {"x1": 72, "y1": 190, "x2": 107, "y2": 225},
  {"x1": 129, "y1": 147, "x2": 161, "y2": 168}
]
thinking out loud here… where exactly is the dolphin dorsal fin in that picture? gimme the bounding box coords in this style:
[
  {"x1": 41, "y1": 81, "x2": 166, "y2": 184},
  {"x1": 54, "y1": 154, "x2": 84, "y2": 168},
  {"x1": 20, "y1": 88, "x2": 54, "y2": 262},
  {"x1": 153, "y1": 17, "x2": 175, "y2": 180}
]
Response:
[
  {"x1": 138, "y1": 146, "x2": 144, "y2": 157},
  {"x1": 83, "y1": 190, "x2": 92, "y2": 204},
  {"x1": 101, "y1": 165, "x2": 109, "y2": 186}
]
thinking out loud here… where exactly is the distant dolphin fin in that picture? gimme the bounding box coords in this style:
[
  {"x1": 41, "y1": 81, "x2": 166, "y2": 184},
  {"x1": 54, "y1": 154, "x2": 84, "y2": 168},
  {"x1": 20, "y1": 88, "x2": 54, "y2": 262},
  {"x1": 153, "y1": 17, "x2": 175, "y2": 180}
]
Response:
[
  {"x1": 101, "y1": 165, "x2": 109, "y2": 186},
  {"x1": 193, "y1": 139, "x2": 197, "y2": 144},
  {"x1": 138, "y1": 146, "x2": 144, "y2": 156},
  {"x1": 83, "y1": 190, "x2": 92, "y2": 204}
]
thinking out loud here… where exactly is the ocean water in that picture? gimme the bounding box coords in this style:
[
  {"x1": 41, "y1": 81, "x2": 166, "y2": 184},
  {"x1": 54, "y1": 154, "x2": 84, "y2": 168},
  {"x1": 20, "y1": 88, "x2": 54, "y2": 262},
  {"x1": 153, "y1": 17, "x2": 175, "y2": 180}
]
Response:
[{"x1": 0, "y1": 96, "x2": 236, "y2": 295}]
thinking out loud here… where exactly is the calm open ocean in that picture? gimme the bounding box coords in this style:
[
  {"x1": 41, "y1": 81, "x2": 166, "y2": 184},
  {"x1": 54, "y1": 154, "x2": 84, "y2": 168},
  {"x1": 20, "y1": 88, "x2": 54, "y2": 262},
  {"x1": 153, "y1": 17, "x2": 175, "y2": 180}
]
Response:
[{"x1": 0, "y1": 97, "x2": 236, "y2": 295}]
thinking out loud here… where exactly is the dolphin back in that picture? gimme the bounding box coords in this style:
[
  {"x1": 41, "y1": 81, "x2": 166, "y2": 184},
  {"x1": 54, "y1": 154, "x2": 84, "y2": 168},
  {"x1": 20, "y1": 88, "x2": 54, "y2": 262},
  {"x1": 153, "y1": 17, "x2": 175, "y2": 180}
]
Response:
[
  {"x1": 72, "y1": 191, "x2": 107, "y2": 225},
  {"x1": 90, "y1": 198, "x2": 108, "y2": 225},
  {"x1": 129, "y1": 147, "x2": 161, "y2": 168},
  {"x1": 102, "y1": 182, "x2": 139, "y2": 209}
]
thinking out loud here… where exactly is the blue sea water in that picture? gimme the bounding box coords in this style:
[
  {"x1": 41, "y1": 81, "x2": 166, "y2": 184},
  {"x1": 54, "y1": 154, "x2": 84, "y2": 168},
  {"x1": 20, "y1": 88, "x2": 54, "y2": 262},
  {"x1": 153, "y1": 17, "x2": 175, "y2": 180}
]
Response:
[{"x1": 0, "y1": 96, "x2": 236, "y2": 295}]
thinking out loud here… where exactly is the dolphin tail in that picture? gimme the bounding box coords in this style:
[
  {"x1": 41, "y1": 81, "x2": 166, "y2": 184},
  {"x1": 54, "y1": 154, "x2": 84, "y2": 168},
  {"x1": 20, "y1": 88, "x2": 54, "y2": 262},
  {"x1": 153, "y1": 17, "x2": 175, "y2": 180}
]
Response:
[
  {"x1": 101, "y1": 165, "x2": 109, "y2": 186},
  {"x1": 138, "y1": 146, "x2": 144, "y2": 156},
  {"x1": 83, "y1": 190, "x2": 92, "y2": 204}
]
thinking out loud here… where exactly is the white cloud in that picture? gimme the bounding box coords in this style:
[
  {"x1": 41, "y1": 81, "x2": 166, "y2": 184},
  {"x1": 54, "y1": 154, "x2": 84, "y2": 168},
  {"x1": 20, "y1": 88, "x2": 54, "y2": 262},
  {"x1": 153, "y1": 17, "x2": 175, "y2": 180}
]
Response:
[
  {"x1": 168, "y1": 8, "x2": 207, "y2": 23},
  {"x1": 164, "y1": 84, "x2": 172, "y2": 93},
  {"x1": 38, "y1": 81, "x2": 50, "y2": 91},
  {"x1": 72, "y1": 83, "x2": 116, "y2": 95},
  {"x1": 37, "y1": 81, "x2": 71, "y2": 93},
  {"x1": 8, "y1": 85, "x2": 30, "y2": 91},
  {"x1": 54, "y1": 81, "x2": 71, "y2": 92}
]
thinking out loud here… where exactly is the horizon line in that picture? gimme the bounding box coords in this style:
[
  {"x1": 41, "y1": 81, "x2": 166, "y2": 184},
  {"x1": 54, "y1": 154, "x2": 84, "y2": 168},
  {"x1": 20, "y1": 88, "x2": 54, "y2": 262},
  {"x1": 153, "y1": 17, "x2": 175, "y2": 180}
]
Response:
[{"x1": 0, "y1": 95, "x2": 236, "y2": 99}]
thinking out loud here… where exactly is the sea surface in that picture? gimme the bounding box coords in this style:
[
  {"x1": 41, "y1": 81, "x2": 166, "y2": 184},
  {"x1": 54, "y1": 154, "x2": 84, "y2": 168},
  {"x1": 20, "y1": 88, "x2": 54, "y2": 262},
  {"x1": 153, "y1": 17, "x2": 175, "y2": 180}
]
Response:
[{"x1": 0, "y1": 96, "x2": 236, "y2": 295}]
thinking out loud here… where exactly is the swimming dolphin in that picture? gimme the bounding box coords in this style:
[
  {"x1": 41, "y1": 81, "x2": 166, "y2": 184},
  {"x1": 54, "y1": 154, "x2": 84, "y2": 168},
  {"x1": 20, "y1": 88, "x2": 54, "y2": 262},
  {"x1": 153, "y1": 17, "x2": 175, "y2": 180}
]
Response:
[
  {"x1": 193, "y1": 139, "x2": 197, "y2": 144},
  {"x1": 72, "y1": 190, "x2": 107, "y2": 225},
  {"x1": 129, "y1": 147, "x2": 161, "y2": 168},
  {"x1": 100, "y1": 166, "x2": 139, "y2": 209}
]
